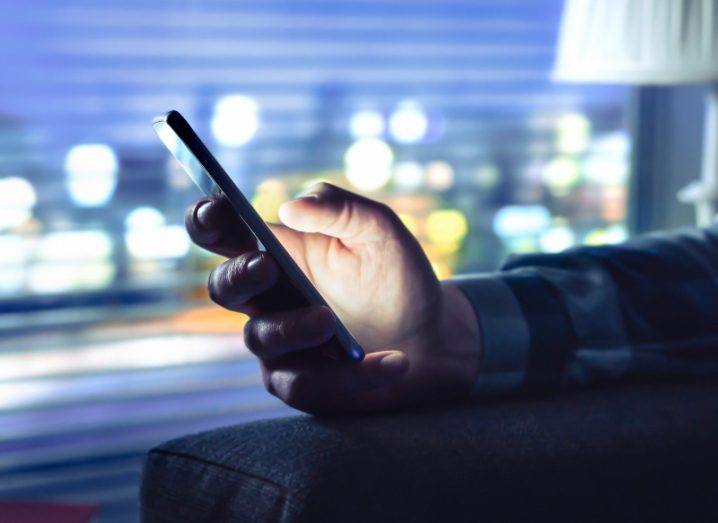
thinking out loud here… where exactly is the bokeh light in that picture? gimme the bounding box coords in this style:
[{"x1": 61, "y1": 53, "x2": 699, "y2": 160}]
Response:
[
  {"x1": 426, "y1": 209, "x2": 468, "y2": 246},
  {"x1": 539, "y1": 224, "x2": 576, "y2": 252},
  {"x1": 125, "y1": 208, "x2": 190, "y2": 260},
  {"x1": 425, "y1": 161, "x2": 454, "y2": 191},
  {"x1": 349, "y1": 110, "x2": 385, "y2": 139},
  {"x1": 556, "y1": 112, "x2": 591, "y2": 154},
  {"x1": 0, "y1": 177, "x2": 37, "y2": 230},
  {"x1": 388, "y1": 101, "x2": 429, "y2": 144},
  {"x1": 211, "y1": 95, "x2": 260, "y2": 147},
  {"x1": 493, "y1": 205, "x2": 551, "y2": 238},
  {"x1": 542, "y1": 156, "x2": 581, "y2": 196},
  {"x1": 393, "y1": 161, "x2": 424, "y2": 190},
  {"x1": 64, "y1": 144, "x2": 118, "y2": 207},
  {"x1": 344, "y1": 139, "x2": 394, "y2": 191}
]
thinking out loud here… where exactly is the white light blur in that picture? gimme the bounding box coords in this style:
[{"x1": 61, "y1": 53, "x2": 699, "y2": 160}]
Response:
[
  {"x1": 0, "y1": 334, "x2": 246, "y2": 386},
  {"x1": 344, "y1": 138, "x2": 394, "y2": 191},
  {"x1": 0, "y1": 234, "x2": 29, "y2": 266},
  {"x1": 425, "y1": 161, "x2": 455, "y2": 191},
  {"x1": 556, "y1": 112, "x2": 590, "y2": 154},
  {"x1": 349, "y1": 110, "x2": 385, "y2": 139},
  {"x1": 388, "y1": 101, "x2": 429, "y2": 144},
  {"x1": 211, "y1": 95, "x2": 260, "y2": 147},
  {"x1": 0, "y1": 177, "x2": 37, "y2": 230},
  {"x1": 37, "y1": 230, "x2": 113, "y2": 262},
  {"x1": 493, "y1": 205, "x2": 551, "y2": 238},
  {"x1": 64, "y1": 144, "x2": 118, "y2": 207},
  {"x1": 591, "y1": 131, "x2": 631, "y2": 156},
  {"x1": 393, "y1": 161, "x2": 424, "y2": 190},
  {"x1": 125, "y1": 206, "x2": 166, "y2": 230},
  {"x1": 585, "y1": 156, "x2": 629, "y2": 185},
  {"x1": 0, "y1": 234, "x2": 28, "y2": 295},
  {"x1": 27, "y1": 261, "x2": 115, "y2": 294},
  {"x1": 542, "y1": 157, "x2": 580, "y2": 195},
  {"x1": 585, "y1": 131, "x2": 631, "y2": 185},
  {"x1": 539, "y1": 226, "x2": 576, "y2": 253},
  {"x1": 125, "y1": 224, "x2": 191, "y2": 260}
]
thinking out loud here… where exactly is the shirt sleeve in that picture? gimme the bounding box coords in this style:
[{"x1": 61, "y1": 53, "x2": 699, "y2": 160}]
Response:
[{"x1": 453, "y1": 224, "x2": 718, "y2": 395}]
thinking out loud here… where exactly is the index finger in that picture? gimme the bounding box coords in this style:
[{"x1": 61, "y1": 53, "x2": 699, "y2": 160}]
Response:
[{"x1": 184, "y1": 197, "x2": 257, "y2": 258}]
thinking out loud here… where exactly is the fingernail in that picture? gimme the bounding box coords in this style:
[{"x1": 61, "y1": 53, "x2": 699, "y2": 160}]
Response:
[
  {"x1": 195, "y1": 199, "x2": 213, "y2": 228},
  {"x1": 246, "y1": 252, "x2": 264, "y2": 275},
  {"x1": 379, "y1": 353, "x2": 408, "y2": 374},
  {"x1": 245, "y1": 252, "x2": 275, "y2": 283},
  {"x1": 297, "y1": 183, "x2": 325, "y2": 199}
]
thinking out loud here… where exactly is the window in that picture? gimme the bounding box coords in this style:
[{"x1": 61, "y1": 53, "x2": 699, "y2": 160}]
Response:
[{"x1": 1, "y1": 0, "x2": 630, "y2": 315}]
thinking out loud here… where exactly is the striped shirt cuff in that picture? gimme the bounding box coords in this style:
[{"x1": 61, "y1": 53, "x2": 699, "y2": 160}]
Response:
[{"x1": 452, "y1": 275, "x2": 530, "y2": 395}]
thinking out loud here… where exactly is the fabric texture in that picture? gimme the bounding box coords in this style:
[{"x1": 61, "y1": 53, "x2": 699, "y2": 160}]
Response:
[
  {"x1": 141, "y1": 377, "x2": 718, "y2": 522},
  {"x1": 455, "y1": 224, "x2": 718, "y2": 394}
]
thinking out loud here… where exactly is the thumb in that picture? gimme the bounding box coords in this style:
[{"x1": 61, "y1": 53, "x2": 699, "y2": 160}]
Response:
[{"x1": 278, "y1": 182, "x2": 398, "y2": 243}]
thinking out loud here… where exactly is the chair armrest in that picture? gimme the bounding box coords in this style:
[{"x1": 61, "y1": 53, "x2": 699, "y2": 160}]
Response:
[{"x1": 141, "y1": 377, "x2": 718, "y2": 522}]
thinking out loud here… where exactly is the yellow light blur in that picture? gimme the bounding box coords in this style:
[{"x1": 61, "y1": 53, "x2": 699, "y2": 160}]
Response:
[
  {"x1": 426, "y1": 209, "x2": 468, "y2": 245},
  {"x1": 542, "y1": 157, "x2": 581, "y2": 196},
  {"x1": 252, "y1": 177, "x2": 289, "y2": 222},
  {"x1": 430, "y1": 260, "x2": 453, "y2": 279},
  {"x1": 584, "y1": 225, "x2": 629, "y2": 246},
  {"x1": 397, "y1": 212, "x2": 419, "y2": 236},
  {"x1": 556, "y1": 112, "x2": 590, "y2": 154}
]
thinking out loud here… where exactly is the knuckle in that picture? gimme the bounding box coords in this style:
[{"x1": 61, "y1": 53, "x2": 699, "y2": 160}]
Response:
[
  {"x1": 243, "y1": 318, "x2": 263, "y2": 352},
  {"x1": 281, "y1": 372, "x2": 312, "y2": 406}
]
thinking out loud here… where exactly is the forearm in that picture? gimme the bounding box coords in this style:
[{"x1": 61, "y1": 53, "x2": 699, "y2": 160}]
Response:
[{"x1": 456, "y1": 224, "x2": 718, "y2": 395}]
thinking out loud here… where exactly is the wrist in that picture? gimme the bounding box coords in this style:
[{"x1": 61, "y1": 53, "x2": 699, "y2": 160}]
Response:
[{"x1": 437, "y1": 282, "x2": 482, "y2": 393}]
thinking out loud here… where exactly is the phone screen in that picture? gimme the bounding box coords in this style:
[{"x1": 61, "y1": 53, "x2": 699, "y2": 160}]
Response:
[{"x1": 153, "y1": 110, "x2": 364, "y2": 362}]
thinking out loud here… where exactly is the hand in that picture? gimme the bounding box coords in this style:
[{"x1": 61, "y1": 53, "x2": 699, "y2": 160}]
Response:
[{"x1": 185, "y1": 182, "x2": 481, "y2": 414}]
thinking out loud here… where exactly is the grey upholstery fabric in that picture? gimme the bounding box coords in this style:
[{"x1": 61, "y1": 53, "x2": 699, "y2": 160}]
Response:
[{"x1": 141, "y1": 378, "x2": 718, "y2": 522}]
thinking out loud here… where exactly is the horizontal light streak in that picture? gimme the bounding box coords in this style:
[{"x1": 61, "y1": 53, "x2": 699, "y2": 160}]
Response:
[
  {"x1": 41, "y1": 8, "x2": 551, "y2": 34},
  {"x1": 0, "y1": 334, "x2": 248, "y2": 382},
  {"x1": 51, "y1": 39, "x2": 551, "y2": 59}
]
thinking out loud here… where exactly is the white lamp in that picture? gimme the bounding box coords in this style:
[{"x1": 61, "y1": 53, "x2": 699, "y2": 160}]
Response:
[{"x1": 553, "y1": 0, "x2": 718, "y2": 226}]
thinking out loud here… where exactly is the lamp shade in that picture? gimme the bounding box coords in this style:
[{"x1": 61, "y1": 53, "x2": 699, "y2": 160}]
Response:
[{"x1": 553, "y1": 0, "x2": 718, "y2": 84}]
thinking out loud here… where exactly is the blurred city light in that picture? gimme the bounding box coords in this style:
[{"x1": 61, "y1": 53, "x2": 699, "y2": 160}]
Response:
[
  {"x1": 125, "y1": 206, "x2": 166, "y2": 230},
  {"x1": 388, "y1": 101, "x2": 429, "y2": 144},
  {"x1": 37, "y1": 230, "x2": 113, "y2": 262},
  {"x1": 344, "y1": 138, "x2": 394, "y2": 191},
  {"x1": 584, "y1": 224, "x2": 629, "y2": 246},
  {"x1": 126, "y1": 224, "x2": 191, "y2": 260},
  {"x1": 556, "y1": 112, "x2": 590, "y2": 154},
  {"x1": 125, "y1": 206, "x2": 190, "y2": 260},
  {"x1": 425, "y1": 161, "x2": 455, "y2": 191},
  {"x1": 0, "y1": 176, "x2": 37, "y2": 230},
  {"x1": 393, "y1": 161, "x2": 424, "y2": 190},
  {"x1": 542, "y1": 156, "x2": 581, "y2": 196},
  {"x1": 251, "y1": 178, "x2": 289, "y2": 222},
  {"x1": 64, "y1": 144, "x2": 118, "y2": 207},
  {"x1": 27, "y1": 261, "x2": 116, "y2": 294},
  {"x1": 349, "y1": 109, "x2": 385, "y2": 139},
  {"x1": 493, "y1": 205, "x2": 551, "y2": 238},
  {"x1": 585, "y1": 132, "x2": 630, "y2": 185},
  {"x1": 539, "y1": 224, "x2": 576, "y2": 252},
  {"x1": 475, "y1": 163, "x2": 500, "y2": 189},
  {"x1": 426, "y1": 209, "x2": 468, "y2": 245},
  {"x1": 211, "y1": 95, "x2": 260, "y2": 147},
  {"x1": 0, "y1": 234, "x2": 28, "y2": 295}
]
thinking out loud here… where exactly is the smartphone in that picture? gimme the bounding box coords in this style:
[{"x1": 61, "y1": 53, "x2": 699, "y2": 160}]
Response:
[{"x1": 153, "y1": 110, "x2": 364, "y2": 362}]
